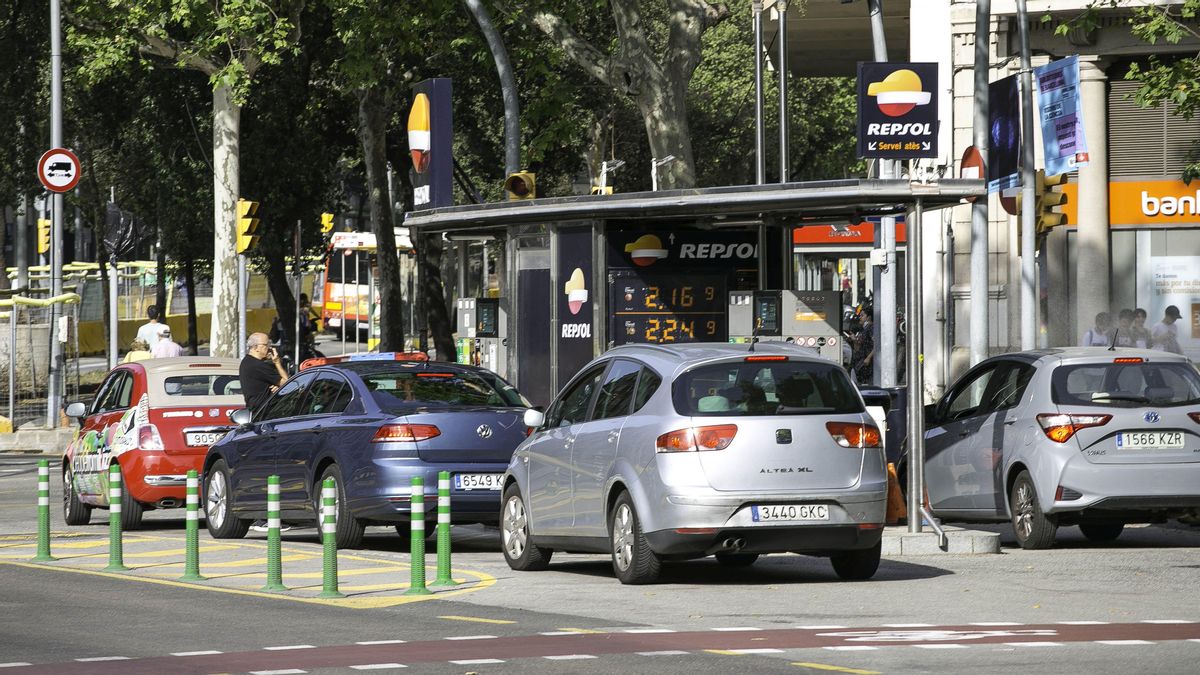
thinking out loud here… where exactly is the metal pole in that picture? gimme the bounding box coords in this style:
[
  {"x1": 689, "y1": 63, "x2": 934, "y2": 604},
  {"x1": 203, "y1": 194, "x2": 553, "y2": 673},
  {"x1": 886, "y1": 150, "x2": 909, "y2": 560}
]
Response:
[
  {"x1": 651, "y1": 160, "x2": 658, "y2": 192},
  {"x1": 776, "y1": 0, "x2": 790, "y2": 183},
  {"x1": 753, "y1": 0, "x2": 766, "y2": 185},
  {"x1": 16, "y1": 192, "x2": 29, "y2": 291},
  {"x1": 354, "y1": 252, "x2": 362, "y2": 353},
  {"x1": 47, "y1": 0, "x2": 64, "y2": 428},
  {"x1": 868, "y1": 0, "x2": 897, "y2": 389},
  {"x1": 237, "y1": 255, "x2": 247, "y2": 358},
  {"x1": 9, "y1": 308, "x2": 16, "y2": 423},
  {"x1": 294, "y1": 220, "x2": 301, "y2": 369},
  {"x1": 107, "y1": 256, "x2": 118, "y2": 369},
  {"x1": 340, "y1": 253, "x2": 346, "y2": 354},
  {"x1": 906, "y1": 199, "x2": 926, "y2": 533},
  {"x1": 1016, "y1": 0, "x2": 1036, "y2": 350},
  {"x1": 970, "y1": 0, "x2": 991, "y2": 365}
]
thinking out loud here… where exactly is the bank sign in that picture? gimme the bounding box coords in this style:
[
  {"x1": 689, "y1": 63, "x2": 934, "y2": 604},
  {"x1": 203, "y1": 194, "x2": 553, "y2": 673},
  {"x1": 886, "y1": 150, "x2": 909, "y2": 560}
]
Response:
[{"x1": 857, "y1": 62, "x2": 938, "y2": 160}]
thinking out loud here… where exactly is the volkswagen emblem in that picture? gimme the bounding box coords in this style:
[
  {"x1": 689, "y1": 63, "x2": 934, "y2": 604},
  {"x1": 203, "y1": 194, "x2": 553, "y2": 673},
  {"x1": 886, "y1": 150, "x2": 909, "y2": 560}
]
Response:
[
  {"x1": 476, "y1": 424, "x2": 494, "y2": 439},
  {"x1": 1143, "y1": 411, "x2": 1161, "y2": 424}
]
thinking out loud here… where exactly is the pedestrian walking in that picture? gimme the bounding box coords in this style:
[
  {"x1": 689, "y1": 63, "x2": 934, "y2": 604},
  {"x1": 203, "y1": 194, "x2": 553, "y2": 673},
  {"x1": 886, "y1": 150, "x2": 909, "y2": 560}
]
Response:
[
  {"x1": 150, "y1": 325, "x2": 185, "y2": 358},
  {"x1": 1131, "y1": 308, "x2": 1152, "y2": 348},
  {"x1": 1151, "y1": 305, "x2": 1184, "y2": 354},
  {"x1": 1080, "y1": 312, "x2": 1111, "y2": 347},
  {"x1": 1113, "y1": 309, "x2": 1137, "y2": 348},
  {"x1": 122, "y1": 338, "x2": 152, "y2": 363},
  {"x1": 136, "y1": 305, "x2": 164, "y2": 350}
]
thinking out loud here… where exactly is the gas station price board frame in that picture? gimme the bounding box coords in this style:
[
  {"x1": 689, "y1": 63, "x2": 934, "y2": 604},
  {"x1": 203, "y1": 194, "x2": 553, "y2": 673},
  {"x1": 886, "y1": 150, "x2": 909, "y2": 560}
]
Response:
[{"x1": 609, "y1": 271, "x2": 727, "y2": 345}]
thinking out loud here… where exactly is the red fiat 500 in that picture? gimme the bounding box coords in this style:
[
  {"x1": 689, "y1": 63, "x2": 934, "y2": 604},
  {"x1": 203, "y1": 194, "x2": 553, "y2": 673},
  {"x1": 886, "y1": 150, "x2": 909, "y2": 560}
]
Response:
[{"x1": 62, "y1": 357, "x2": 243, "y2": 529}]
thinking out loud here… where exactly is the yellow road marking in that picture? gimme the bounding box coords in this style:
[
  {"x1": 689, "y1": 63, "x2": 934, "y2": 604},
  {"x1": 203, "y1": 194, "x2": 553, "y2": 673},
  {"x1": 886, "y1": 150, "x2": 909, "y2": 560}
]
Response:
[
  {"x1": 439, "y1": 615, "x2": 516, "y2": 625},
  {"x1": 705, "y1": 649, "x2": 744, "y2": 656},
  {"x1": 792, "y1": 663, "x2": 882, "y2": 674},
  {"x1": 556, "y1": 627, "x2": 604, "y2": 634}
]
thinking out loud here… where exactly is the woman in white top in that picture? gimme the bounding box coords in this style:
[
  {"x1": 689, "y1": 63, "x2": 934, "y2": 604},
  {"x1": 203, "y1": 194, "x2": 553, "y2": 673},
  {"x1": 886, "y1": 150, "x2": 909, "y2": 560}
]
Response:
[{"x1": 1080, "y1": 311, "x2": 1111, "y2": 347}]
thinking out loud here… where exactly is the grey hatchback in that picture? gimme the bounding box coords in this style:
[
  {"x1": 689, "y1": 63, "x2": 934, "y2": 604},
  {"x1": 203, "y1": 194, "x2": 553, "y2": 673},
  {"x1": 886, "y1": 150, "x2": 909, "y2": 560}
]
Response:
[
  {"x1": 922, "y1": 348, "x2": 1200, "y2": 549},
  {"x1": 500, "y1": 342, "x2": 888, "y2": 584}
]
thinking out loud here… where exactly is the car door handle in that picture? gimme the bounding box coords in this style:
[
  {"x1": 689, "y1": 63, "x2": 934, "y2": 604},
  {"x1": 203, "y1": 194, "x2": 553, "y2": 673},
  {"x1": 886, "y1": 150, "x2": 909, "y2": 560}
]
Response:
[
  {"x1": 958, "y1": 430, "x2": 970, "y2": 437},
  {"x1": 312, "y1": 425, "x2": 323, "y2": 435},
  {"x1": 607, "y1": 431, "x2": 620, "y2": 442},
  {"x1": 1003, "y1": 420, "x2": 1017, "y2": 426}
]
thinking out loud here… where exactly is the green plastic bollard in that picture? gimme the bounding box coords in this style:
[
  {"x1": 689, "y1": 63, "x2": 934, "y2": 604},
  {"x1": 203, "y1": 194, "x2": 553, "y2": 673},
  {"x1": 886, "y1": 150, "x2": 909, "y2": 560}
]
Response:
[
  {"x1": 30, "y1": 459, "x2": 55, "y2": 562},
  {"x1": 430, "y1": 471, "x2": 457, "y2": 587},
  {"x1": 179, "y1": 470, "x2": 205, "y2": 581},
  {"x1": 404, "y1": 476, "x2": 431, "y2": 595},
  {"x1": 317, "y1": 477, "x2": 343, "y2": 598},
  {"x1": 103, "y1": 464, "x2": 128, "y2": 572},
  {"x1": 262, "y1": 475, "x2": 287, "y2": 591}
]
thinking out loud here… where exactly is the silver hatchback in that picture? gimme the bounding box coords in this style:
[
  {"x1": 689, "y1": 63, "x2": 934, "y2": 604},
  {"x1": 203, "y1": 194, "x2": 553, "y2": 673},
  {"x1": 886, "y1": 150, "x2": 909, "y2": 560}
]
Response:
[
  {"x1": 500, "y1": 343, "x2": 888, "y2": 584},
  {"x1": 922, "y1": 348, "x2": 1200, "y2": 549}
]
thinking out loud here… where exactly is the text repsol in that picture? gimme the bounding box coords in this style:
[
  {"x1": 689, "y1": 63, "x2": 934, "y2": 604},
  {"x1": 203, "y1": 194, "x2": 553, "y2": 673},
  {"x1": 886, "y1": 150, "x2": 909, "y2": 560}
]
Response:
[
  {"x1": 866, "y1": 122, "x2": 933, "y2": 136},
  {"x1": 678, "y1": 243, "x2": 757, "y2": 260},
  {"x1": 561, "y1": 323, "x2": 591, "y2": 338}
]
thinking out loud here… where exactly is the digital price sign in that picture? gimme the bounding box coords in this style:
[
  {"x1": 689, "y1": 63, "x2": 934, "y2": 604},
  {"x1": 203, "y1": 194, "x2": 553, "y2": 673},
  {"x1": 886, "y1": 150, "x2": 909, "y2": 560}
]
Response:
[{"x1": 610, "y1": 273, "x2": 727, "y2": 345}]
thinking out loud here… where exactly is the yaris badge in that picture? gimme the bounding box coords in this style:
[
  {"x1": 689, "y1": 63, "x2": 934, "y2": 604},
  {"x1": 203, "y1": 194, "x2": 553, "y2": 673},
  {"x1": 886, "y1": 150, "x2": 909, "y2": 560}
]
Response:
[
  {"x1": 476, "y1": 424, "x2": 493, "y2": 439},
  {"x1": 1143, "y1": 411, "x2": 1161, "y2": 424}
]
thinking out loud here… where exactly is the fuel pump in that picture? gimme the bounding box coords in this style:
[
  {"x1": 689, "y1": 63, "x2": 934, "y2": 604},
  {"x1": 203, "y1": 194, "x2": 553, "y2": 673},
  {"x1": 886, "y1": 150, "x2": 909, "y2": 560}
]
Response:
[
  {"x1": 455, "y1": 297, "x2": 508, "y2": 377},
  {"x1": 728, "y1": 290, "x2": 843, "y2": 362}
]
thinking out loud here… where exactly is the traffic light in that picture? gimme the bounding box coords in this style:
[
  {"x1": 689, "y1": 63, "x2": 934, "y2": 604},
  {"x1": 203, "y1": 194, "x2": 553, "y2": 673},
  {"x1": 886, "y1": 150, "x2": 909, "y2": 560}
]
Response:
[
  {"x1": 1036, "y1": 170, "x2": 1069, "y2": 234},
  {"x1": 36, "y1": 218, "x2": 51, "y2": 255},
  {"x1": 236, "y1": 199, "x2": 260, "y2": 254},
  {"x1": 590, "y1": 186, "x2": 614, "y2": 196},
  {"x1": 504, "y1": 171, "x2": 536, "y2": 200},
  {"x1": 321, "y1": 212, "x2": 335, "y2": 234}
]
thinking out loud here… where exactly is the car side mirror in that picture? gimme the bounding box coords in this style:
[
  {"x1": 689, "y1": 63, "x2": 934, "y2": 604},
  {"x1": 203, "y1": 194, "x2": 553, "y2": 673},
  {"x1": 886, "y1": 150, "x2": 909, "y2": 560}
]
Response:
[
  {"x1": 523, "y1": 408, "x2": 545, "y2": 429},
  {"x1": 924, "y1": 403, "x2": 939, "y2": 426},
  {"x1": 229, "y1": 408, "x2": 254, "y2": 428},
  {"x1": 64, "y1": 401, "x2": 87, "y2": 420}
]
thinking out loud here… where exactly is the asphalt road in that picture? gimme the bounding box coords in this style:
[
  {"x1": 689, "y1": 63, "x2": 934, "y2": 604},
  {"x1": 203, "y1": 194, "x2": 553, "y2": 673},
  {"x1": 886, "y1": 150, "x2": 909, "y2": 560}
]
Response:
[{"x1": 2, "y1": 455, "x2": 1200, "y2": 674}]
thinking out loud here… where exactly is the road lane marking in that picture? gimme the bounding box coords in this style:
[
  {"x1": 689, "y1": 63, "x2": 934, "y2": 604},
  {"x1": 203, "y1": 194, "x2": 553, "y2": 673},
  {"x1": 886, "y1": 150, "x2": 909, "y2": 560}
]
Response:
[
  {"x1": 171, "y1": 650, "x2": 223, "y2": 656},
  {"x1": 1005, "y1": 642, "x2": 1062, "y2": 647},
  {"x1": 250, "y1": 670, "x2": 307, "y2": 675},
  {"x1": 1095, "y1": 640, "x2": 1154, "y2": 645},
  {"x1": 913, "y1": 644, "x2": 967, "y2": 649},
  {"x1": 263, "y1": 645, "x2": 316, "y2": 650},
  {"x1": 706, "y1": 648, "x2": 785, "y2": 655},
  {"x1": 882, "y1": 623, "x2": 933, "y2": 627},
  {"x1": 638, "y1": 651, "x2": 689, "y2": 656},
  {"x1": 624, "y1": 628, "x2": 676, "y2": 633},
  {"x1": 792, "y1": 663, "x2": 882, "y2": 674},
  {"x1": 823, "y1": 646, "x2": 878, "y2": 651},
  {"x1": 444, "y1": 635, "x2": 497, "y2": 640},
  {"x1": 438, "y1": 615, "x2": 516, "y2": 624},
  {"x1": 712, "y1": 626, "x2": 763, "y2": 632},
  {"x1": 350, "y1": 665, "x2": 407, "y2": 670},
  {"x1": 0, "y1": 663, "x2": 32, "y2": 668},
  {"x1": 1142, "y1": 620, "x2": 1192, "y2": 624},
  {"x1": 555, "y1": 627, "x2": 604, "y2": 634},
  {"x1": 544, "y1": 654, "x2": 597, "y2": 660},
  {"x1": 450, "y1": 659, "x2": 505, "y2": 665},
  {"x1": 798, "y1": 625, "x2": 848, "y2": 630},
  {"x1": 356, "y1": 640, "x2": 406, "y2": 646},
  {"x1": 75, "y1": 656, "x2": 130, "y2": 661},
  {"x1": 969, "y1": 622, "x2": 1023, "y2": 626},
  {"x1": 1058, "y1": 620, "x2": 1107, "y2": 625},
  {"x1": 540, "y1": 631, "x2": 577, "y2": 636}
]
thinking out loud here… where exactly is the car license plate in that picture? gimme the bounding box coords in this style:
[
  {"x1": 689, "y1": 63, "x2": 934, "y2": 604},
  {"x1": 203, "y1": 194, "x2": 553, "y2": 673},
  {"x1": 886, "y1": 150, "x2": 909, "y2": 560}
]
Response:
[
  {"x1": 454, "y1": 473, "x2": 503, "y2": 491},
  {"x1": 750, "y1": 504, "x2": 829, "y2": 522},
  {"x1": 1116, "y1": 431, "x2": 1184, "y2": 450},
  {"x1": 184, "y1": 431, "x2": 226, "y2": 447}
]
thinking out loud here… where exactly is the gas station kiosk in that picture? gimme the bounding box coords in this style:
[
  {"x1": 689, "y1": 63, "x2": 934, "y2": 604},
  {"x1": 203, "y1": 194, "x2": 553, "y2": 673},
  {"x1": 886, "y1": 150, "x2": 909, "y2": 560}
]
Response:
[
  {"x1": 454, "y1": 296, "x2": 508, "y2": 378},
  {"x1": 727, "y1": 290, "x2": 843, "y2": 362}
]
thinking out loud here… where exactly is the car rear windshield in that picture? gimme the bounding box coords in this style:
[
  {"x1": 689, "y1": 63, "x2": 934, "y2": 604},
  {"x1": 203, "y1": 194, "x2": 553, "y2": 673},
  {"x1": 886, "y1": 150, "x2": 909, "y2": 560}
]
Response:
[
  {"x1": 674, "y1": 359, "x2": 863, "y2": 416},
  {"x1": 1052, "y1": 361, "x2": 1200, "y2": 408},
  {"x1": 362, "y1": 368, "x2": 527, "y2": 412},
  {"x1": 164, "y1": 374, "x2": 241, "y2": 397}
]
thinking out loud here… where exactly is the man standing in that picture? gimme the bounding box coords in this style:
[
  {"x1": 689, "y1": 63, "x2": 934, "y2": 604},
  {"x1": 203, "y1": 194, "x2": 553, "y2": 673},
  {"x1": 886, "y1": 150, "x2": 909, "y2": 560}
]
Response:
[
  {"x1": 1151, "y1": 305, "x2": 1184, "y2": 354},
  {"x1": 150, "y1": 325, "x2": 185, "y2": 358},
  {"x1": 240, "y1": 332, "x2": 288, "y2": 412},
  {"x1": 136, "y1": 305, "x2": 164, "y2": 350}
]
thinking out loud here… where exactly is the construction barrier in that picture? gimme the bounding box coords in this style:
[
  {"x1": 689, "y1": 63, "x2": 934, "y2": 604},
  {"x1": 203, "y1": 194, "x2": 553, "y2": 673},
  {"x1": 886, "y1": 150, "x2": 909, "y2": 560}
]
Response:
[
  {"x1": 431, "y1": 471, "x2": 456, "y2": 588},
  {"x1": 31, "y1": 459, "x2": 54, "y2": 562},
  {"x1": 103, "y1": 464, "x2": 128, "y2": 572},
  {"x1": 886, "y1": 462, "x2": 908, "y2": 525},
  {"x1": 262, "y1": 475, "x2": 287, "y2": 591},
  {"x1": 318, "y1": 477, "x2": 343, "y2": 598},
  {"x1": 404, "y1": 476, "x2": 431, "y2": 596},
  {"x1": 180, "y1": 470, "x2": 204, "y2": 581}
]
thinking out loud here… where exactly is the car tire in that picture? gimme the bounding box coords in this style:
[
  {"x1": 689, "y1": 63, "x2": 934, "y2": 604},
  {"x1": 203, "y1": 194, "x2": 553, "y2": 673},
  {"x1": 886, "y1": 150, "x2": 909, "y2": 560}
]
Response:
[
  {"x1": 609, "y1": 491, "x2": 661, "y2": 585},
  {"x1": 715, "y1": 552, "x2": 759, "y2": 567},
  {"x1": 315, "y1": 465, "x2": 365, "y2": 549},
  {"x1": 62, "y1": 467, "x2": 91, "y2": 526},
  {"x1": 501, "y1": 484, "x2": 551, "y2": 571},
  {"x1": 118, "y1": 470, "x2": 145, "y2": 531},
  {"x1": 1079, "y1": 522, "x2": 1124, "y2": 542},
  {"x1": 394, "y1": 523, "x2": 434, "y2": 542},
  {"x1": 205, "y1": 460, "x2": 249, "y2": 540},
  {"x1": 1010, "y1": 470, "x2": 1057, "y2": 550},
  {"x1": 830, "y1": 541, "x2": 882, "y2": 581}
]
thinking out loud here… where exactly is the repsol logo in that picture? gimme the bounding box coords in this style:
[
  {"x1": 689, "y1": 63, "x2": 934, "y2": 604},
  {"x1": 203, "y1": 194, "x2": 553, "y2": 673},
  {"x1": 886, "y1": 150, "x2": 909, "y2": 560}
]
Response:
[
  {"x1": 866, "y1": 122, "x2": 932, "y2": 136},
  {"x1": 1142, "y1": 190, "x2": 1200, "y2": 216},
  {"x1": 678, "y1": 243, "x2": 756, "y2": 260},
  {"x1": 561, "y1": 323, "x2": 591, "y2": 338}
]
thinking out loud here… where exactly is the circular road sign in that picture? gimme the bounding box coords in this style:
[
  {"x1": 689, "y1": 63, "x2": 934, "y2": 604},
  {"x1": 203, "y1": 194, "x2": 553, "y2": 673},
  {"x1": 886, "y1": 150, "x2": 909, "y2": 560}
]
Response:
[{"x1": 37, "y1": 148, "x2": 81, "y2": 193}]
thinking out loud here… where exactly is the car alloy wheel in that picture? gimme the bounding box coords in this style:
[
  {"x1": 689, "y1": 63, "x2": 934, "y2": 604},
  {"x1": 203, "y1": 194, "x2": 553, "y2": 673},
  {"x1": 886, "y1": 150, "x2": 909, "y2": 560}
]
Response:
[
  {"x1": 502, "y1": 494, "x2": 528, "y2": 560},
  {"x1": 612, "y1": 503, "x2": 635, "y2": 572},
  {"x1": 499, "y1": 484, "x2": 551, "y2": 571},
  {"x1": 207, "y1": 470, "x2": 228, "y2": 530},
  {"x1": 62, "y1": 467, "x2": 91, "y2": 526},
  {"x1": 1009, "y1": 470, "x2": 1056, "y2": 550}
]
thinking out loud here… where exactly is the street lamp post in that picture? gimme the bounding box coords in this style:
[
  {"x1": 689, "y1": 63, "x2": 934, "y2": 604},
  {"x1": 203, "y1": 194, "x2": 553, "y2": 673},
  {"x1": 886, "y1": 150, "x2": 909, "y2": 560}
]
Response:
[
  {"x1": 599, "y1": 159, "x2": 625, "y2": 191},
  {"x1": 651, "y1": 156, "x2": 676, "y2": 192}
]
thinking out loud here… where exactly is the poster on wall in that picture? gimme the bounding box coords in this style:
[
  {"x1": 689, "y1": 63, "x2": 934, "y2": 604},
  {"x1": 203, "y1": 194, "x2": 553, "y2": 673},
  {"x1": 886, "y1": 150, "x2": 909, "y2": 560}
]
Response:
[
  {"x1": 1034, "y1": 55, "x2": 1090, "y2": 176},
  {"x1": 556, "y1": 226, "x2": 595, "y2": 382},
  {"x1": 1148, "y1": 256, "x2": 1200, "y2": 360}
]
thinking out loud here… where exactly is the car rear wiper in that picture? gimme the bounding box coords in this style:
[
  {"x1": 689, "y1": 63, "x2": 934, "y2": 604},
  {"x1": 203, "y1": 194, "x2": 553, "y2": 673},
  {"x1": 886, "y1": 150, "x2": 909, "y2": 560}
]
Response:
[
  {"x1": 1089, "y1": 392, "x2": 1150, "y2": 403},
  {"x1": 775, "y1": 405, "x2": 837, "y2": 414}
]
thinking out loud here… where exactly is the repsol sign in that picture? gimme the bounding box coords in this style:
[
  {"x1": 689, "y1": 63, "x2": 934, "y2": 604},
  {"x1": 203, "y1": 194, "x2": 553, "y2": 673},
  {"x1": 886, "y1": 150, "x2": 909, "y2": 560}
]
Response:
[
  {"x1": 866, "y1": 123, "x2": 933, "y2": 136},
  {"x1": 678, "y1": 243, "x2": 757, "y2": 260}
]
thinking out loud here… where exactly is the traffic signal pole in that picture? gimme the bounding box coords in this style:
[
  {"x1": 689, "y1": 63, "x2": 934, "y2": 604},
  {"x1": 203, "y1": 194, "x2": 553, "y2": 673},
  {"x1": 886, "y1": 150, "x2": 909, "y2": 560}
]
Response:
[
  {"x1": 970, "y1": 1, "x2": 991, "y2": 366},
  {"x1": 46, "y1": 0, "x2": 64, "y2": 428},
  {"x1": 1016, "y1": 0, "x2": 1037, "y2": 350},
  {"x1": 237, "y1": 255, "x2": 247, "y2": 358},
  {"x1": 868, "y1": 0, "x2": 898, "y2": 389}
]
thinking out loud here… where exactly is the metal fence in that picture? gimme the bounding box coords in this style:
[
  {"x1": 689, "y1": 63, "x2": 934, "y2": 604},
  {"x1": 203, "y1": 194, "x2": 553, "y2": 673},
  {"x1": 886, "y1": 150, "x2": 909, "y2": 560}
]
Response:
[{"x1": 0, "y1": 297, "x2": 82, "y2": 430}]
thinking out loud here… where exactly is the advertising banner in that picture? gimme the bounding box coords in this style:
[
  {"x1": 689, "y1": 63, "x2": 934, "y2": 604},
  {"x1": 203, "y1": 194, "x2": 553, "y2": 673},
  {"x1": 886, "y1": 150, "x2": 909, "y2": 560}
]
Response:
[
  {"x1": 857, "y1": 62, "x2": 939, "y2": 159},
  {"x1": 1147, "y1": 256, "x2": 1200, "y2": 360},
  {"x1": 988, "y1": 74, "x2": 1021, "y2": 194},
  {"x1": 556, "y1": 226, "x2": 595, "y2": 381},
  {"x1": 408, "y1": 78, "x2": 453, "y2": 210},
  {"x1": 1034, "y1": 55, "x2": 1090, "y2": 176}
]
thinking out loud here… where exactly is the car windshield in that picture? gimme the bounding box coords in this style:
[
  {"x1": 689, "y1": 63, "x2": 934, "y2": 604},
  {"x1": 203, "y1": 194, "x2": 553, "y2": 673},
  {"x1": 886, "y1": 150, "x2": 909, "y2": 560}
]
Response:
[
  {"x1": 163, "y1": 374, "x2": 241, "y2": 397},
  {"x1": 361, "y1": 368, "x2": 527, "y2": 411},
  {"x1": 674, "y1": 359, "x2": 863, "y2": 416},
  {"x1": 1052, "y1": 361, "x2": 1200, "y2": 408}
]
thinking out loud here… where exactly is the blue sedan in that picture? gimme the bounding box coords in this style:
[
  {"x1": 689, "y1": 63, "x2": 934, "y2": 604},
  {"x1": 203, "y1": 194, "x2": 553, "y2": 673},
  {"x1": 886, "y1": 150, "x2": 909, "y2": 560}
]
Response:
[{"x1": 202, "y1": 354, "x2": 532, "y2": 548}]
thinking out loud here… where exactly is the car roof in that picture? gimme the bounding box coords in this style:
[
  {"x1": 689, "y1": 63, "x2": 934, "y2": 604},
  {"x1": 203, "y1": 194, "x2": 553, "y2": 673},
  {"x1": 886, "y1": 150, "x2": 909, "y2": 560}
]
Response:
[
  {"x1": 318, "y1": 360, "x2": 492, "y2": 378},
  {"x1": 601, "y1": 342, "x2": 831, "y2": 378},
  {"x1": 981, "y1": 347, "x2": 1193, "y2": 368},
  {"x1": 132, "y1": 357, "x2": 243, "y2": 407}
]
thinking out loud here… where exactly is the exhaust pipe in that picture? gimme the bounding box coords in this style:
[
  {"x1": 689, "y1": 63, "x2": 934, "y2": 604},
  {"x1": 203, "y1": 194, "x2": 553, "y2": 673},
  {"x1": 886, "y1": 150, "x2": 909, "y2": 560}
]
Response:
[
  {"x1": 721, "y1": 537, "x2": 746, "y2": 551},
  {"x1": 157, "y1": 498, "x2": 180, "y2": 508}
]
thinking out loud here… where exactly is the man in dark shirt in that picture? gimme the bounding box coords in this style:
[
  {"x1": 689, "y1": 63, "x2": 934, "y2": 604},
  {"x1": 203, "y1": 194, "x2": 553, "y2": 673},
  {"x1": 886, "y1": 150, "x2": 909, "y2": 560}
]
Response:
[{"x1": 240, "y1": 332, "x2": 288, "y2": 413}]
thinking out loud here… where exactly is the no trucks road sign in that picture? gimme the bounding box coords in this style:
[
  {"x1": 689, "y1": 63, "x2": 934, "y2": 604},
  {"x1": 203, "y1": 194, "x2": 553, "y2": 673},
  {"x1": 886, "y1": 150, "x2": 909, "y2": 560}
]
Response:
[{"x1": 37, "y1": 147, "x2": 81, "y2": 193}]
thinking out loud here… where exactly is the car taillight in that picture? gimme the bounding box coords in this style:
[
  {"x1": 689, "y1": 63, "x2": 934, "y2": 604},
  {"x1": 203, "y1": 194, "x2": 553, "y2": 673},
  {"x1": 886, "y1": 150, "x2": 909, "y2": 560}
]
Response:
[
  {"x1": 373, "y1": 424, "x2": 441, "y2": 443},
  {"x1": 138, "y1": 424, "x2": 164, "y2": 451},
  {"x1": 826, "y1": 421, "x2": 882, "y2": 448},
  {"x1": 1189, "y1": 412, "x2": 1200, "y2": 425},
  {"x1": 1036, "y1": 413, "x2": 1111, "y2": 443},
  {"x1": 656, "y1": 425, "x2": 738, "y2": 453}
]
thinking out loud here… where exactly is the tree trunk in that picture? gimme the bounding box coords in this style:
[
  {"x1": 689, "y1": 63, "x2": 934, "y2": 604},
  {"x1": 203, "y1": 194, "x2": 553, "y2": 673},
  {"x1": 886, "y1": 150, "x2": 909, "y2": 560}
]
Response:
[
  {"x1": 635, "y1": 75, "x2": 696, "y2": 189},
  {"x1": 155, "y1": 226, "x2": 167, "y2": 316},
  {"x1": 265, "y1": 257, "x2": 296, "y2": 344},
  {"x1": 357, "y1": 85, "x2": 406, "y2": 351},
  {"x1": 208, "y1": 83, "x2": 241, "y2": 357},
  {"x1": 416, "y1": 233, "x2": 455, "y2": 360},
  {"x1": 184, "y1": 258, "x2": 198, "y2": 355}
]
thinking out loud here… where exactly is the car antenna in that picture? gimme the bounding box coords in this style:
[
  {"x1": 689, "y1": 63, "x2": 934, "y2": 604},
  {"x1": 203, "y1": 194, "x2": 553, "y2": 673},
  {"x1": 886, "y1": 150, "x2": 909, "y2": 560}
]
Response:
[
  {"x1": 1108, "y1": 328, "x2": 1117, "y2": 351},
  {"x1": 749, "y1": 316, "x2": 759, "y2": 353}
]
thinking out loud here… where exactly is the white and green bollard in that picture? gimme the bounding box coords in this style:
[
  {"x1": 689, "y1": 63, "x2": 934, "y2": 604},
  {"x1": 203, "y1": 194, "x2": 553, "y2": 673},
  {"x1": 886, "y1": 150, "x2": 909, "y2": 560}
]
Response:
[
  {"x1": 404, "y1": 476, "x2": 431, "y2": 596},
  {"x1": 31, "y1": 459, "x2": 55, "y2": 562},
  {"x1": 103, "y1": 464, "x2": 128, "y2": 572},
  {"x1": 262, "y1": 475, "x2": 287, "y2": 591},
  {"x1": 179, "y1": 469, "x2": 204, "y2": 581},
  {"x1": 430, "y1": 470, "x2": 456, "y2": 587},
  {"x1": 317, "y1": 477, "x2": 343, "y2": 598}
]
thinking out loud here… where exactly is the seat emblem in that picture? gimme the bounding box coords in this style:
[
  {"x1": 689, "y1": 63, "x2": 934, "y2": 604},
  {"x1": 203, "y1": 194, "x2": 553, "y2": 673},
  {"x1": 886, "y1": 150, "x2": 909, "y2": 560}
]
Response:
[
  {"x1": 1143, "y1": 411, "x2": 1160, "y2": 424},
  {"x1": 476, "y1": 424, "x2": 493, "y2": 439}
]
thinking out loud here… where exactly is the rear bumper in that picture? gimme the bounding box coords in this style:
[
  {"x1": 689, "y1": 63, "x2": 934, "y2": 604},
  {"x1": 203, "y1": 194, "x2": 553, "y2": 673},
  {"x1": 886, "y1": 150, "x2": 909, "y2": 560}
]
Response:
[
  {"x1": 645, "y1": 525, "x2": 883, "y2": 558},
  {"x1": 119, "y1": 450, "x2": 204, "y2": 506},
  {"x1": 1050, "y1": 457, "x2": 1200, "y2": 516},
  {"x1": 345, "y1": 459, "x2": 509, "y2": 524}
]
